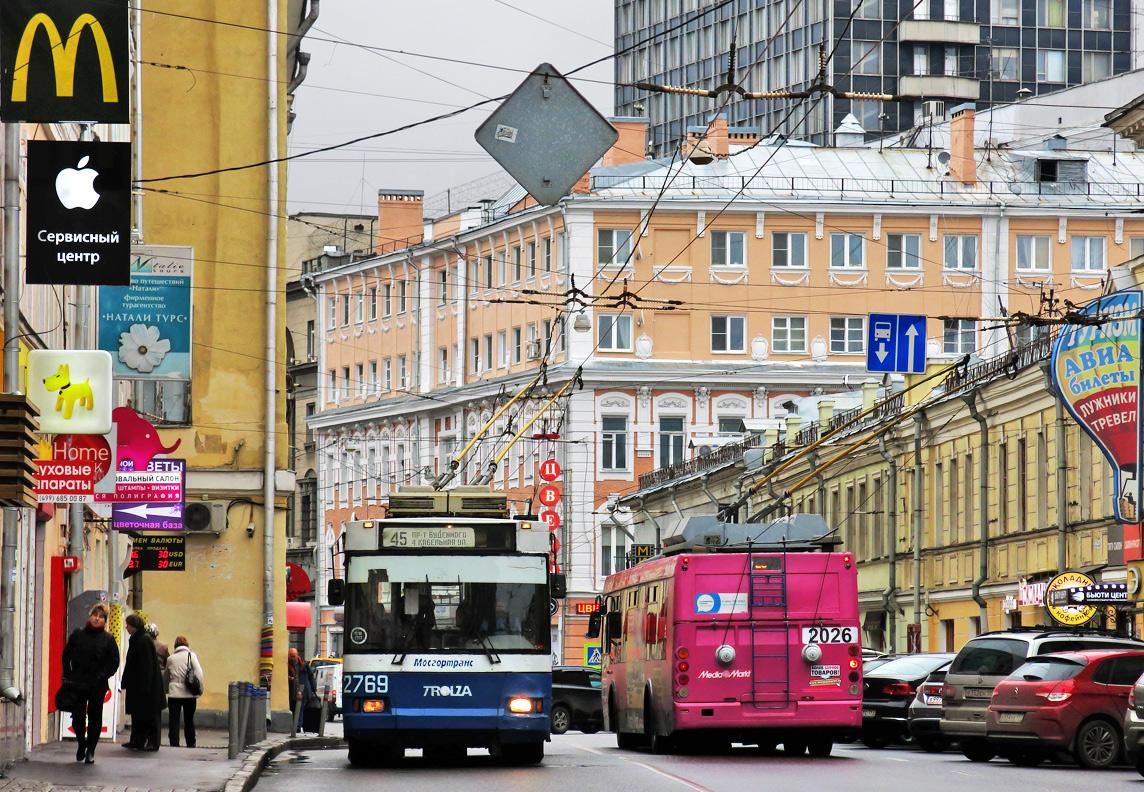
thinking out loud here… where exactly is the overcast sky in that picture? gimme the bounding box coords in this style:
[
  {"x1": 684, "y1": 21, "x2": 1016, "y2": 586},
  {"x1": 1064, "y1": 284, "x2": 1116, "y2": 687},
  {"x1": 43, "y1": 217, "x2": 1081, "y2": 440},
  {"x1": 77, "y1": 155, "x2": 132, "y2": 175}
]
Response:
[{"x1": 285, "y1": 1, "x2": 615, "y2": 216}]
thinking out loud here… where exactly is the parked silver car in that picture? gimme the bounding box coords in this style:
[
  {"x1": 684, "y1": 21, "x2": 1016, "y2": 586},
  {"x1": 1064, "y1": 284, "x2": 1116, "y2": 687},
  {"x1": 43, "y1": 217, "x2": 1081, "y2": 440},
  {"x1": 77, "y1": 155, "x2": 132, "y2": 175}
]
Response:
[{"x1": 1122, "y1": 667, "x2": 1144, "y2": 775}]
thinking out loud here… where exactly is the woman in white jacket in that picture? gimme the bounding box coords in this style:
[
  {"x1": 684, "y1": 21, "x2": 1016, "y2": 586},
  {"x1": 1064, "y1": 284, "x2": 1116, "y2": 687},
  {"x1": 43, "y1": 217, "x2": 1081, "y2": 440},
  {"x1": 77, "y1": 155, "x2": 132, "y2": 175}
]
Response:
[{"x1": 165, "y1": 637, "x2": 204, "y2": 747}]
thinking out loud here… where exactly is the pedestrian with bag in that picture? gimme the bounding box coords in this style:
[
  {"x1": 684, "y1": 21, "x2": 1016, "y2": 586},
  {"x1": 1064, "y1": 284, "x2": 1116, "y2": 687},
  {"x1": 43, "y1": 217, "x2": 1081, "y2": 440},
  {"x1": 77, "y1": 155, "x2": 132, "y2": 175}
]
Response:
[
  {"x1": 298, "y1": 656, "x2": 318, "y2": 732},
  {"x1": 121, "y1": 613, "x2": 166, "y2": 751},
  {"x1": 61, "y1": 602, "x2": 120, "y2": 764},
  {"x1": 287, "y1": 649, "x2": 302, "y2": 723},
  {"x1": 165, "y1": 636, "x2": 204, "y2": 747},
  {"x1": 148, "y1": 623, "x2": 170, "y2": 690}
]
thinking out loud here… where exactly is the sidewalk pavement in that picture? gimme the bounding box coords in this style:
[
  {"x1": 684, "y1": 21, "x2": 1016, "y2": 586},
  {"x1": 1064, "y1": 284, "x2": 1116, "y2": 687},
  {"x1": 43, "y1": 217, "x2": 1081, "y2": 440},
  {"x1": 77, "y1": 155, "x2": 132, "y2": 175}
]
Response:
[{"x1": 0, "y1": 727, "x2": 344, "y2": 792}]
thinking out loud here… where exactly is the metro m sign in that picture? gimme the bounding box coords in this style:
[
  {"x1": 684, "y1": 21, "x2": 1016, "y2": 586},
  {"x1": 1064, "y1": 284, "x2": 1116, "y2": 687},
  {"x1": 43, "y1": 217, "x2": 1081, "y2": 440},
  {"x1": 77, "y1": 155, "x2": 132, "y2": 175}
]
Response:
[{"x1": 0, "y1": 0, "x2": 129, "y2": 123}]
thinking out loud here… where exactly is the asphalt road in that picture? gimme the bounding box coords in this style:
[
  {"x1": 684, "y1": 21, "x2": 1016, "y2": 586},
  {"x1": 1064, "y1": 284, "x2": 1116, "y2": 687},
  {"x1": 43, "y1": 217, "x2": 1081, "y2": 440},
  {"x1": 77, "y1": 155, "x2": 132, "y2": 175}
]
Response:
[{"x1": 257, "y1": 730, "x2": 1144, "y2": 792}]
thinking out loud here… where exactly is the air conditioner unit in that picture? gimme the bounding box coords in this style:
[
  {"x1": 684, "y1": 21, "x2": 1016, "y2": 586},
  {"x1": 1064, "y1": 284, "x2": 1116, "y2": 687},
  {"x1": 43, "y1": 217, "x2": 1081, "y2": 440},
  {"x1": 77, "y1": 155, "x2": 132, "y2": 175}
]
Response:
[
  {"x1": 922, "y1": 100, "x2": 945, "y2": 121},
  {"x1": 184, "y1": 501, "x2": 228, "y2": 533},
  {"x1": 525, "y1": 341, "x2": 541, "y2": 360}
]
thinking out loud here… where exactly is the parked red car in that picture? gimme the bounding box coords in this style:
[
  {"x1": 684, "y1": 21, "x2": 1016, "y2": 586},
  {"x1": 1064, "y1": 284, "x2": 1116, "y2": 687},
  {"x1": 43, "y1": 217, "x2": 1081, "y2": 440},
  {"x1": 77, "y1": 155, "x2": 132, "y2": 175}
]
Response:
[{"x1": 986, "y1": 649, "x2": 1144, "y2": 768}]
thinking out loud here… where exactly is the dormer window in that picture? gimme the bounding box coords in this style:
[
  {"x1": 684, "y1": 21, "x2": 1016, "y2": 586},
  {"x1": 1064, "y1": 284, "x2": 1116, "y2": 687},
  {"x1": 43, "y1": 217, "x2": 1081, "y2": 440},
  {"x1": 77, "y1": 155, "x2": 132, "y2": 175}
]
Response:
[{"x1": 1036, "y1": 159, "x2": 1058, "y2": 182}]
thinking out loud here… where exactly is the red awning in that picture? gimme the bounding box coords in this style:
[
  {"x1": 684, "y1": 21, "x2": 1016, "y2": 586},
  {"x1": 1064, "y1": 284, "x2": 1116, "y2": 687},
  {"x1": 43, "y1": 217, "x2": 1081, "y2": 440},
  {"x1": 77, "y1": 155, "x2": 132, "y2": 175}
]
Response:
[
  {"x1": 286, "y1": 601, "x2": 312, "y2": 631},
  {"x1": 285, "y1": 562, "x2": 312, "y2": 602}
]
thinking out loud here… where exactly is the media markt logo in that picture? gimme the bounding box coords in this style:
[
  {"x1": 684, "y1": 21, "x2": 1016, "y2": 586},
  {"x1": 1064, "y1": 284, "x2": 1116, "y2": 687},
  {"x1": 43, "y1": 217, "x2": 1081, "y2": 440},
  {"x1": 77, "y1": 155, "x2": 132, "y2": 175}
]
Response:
[
  {"x1": 423, "y1": 685, "x2": 473, "y2": 697},
  {"x1": 696, "y1": 669, "x2": 751, "y2": 680}
]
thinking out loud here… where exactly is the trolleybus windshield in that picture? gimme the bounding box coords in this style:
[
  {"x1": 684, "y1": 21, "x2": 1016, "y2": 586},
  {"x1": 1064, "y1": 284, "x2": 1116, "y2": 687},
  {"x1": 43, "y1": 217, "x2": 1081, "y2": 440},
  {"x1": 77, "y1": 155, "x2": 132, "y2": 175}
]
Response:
[{"x1": 345, "y1": 556, "x2": 550, "y2": 654}]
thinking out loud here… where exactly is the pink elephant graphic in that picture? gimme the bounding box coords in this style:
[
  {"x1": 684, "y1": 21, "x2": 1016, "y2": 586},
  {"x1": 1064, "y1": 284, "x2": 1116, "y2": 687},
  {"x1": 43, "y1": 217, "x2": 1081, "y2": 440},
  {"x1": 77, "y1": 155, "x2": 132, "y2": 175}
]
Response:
[{"x1": 112, "y1": 407, "x2": 181, "y2": 471}]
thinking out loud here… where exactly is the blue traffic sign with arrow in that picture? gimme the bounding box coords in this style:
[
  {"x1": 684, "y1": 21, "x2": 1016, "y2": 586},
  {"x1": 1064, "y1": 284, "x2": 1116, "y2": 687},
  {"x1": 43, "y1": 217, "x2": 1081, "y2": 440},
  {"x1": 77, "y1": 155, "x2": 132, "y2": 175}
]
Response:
[{"x1": 867, "y1": 313, "x2": 927, "y2": 374}]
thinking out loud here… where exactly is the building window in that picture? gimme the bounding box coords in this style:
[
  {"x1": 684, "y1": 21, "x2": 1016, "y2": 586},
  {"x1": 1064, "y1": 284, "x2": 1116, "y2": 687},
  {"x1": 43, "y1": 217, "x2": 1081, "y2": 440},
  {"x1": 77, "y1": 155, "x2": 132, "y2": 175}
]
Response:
[
  {"x1": 772, "y1": 316, "x2": 807, "y2": 353},
  {"x1": 368, "y1": 287, "x2": 377, "y2": 320},
  {"x1": 772, "y1": 231, "x2": 807, "y2": 267},
  {"x1": 711, "y1": 315, "x2": 746, "y2": 353},
  {"x1": 601, "y1": 416, "x2": 628, "y2": 471},
  {"x1": 718, "y1": 417, "x2": 743, "y2": 435},
  {"x1": 597, "y1": 314, "x2": 632, "y2": 352},
  {"x1": 830, "y1": 233, "x2": 864, "y2": 268},
  {"x1": 355, "y1": 364, "x2": 364, "y2": 397},
  {"x1": 382, "y1": 284, "x2": 392, "y2": 318},
  {"x1": 1084, "y1": 0, "x2": 1111, "y2": 29},
  {"x1": 1016, "y1": 235, "x2": 1051, "y2": 271},
  {"x1": 1037, "y1": 0, "x2": 1064, "y2": 26},
  {"x1": 497, "y1": 330, "x2": 508, "y2": 368},
  {"x1": 944, "y1": 234, "x2": 977, "y2": 269},
  {"x1": 496, "y1": 252, "x2": 506, "y2": 287},
  {"x1": 483, "y1": 255, "x2": 493, "y2": 290},
  {"x1": 886, "y1": 233, "x2": 921, "y2": 269},
  {"x1": 512, "y1": 326, "x2": 522, "y2": 364},
  {"x1": 438, "y1": 347, "x2": 449, "y2": 383},
  {"x1": 1037, "y1": 50, "x2": 1065, "y2": 82},
  {"x1": 383, "y1": 359, "x2": 392, "y2": 391},
  {"x1": 943, "y1": 318, "x2": 976, "y2": 355},
  {"x1": 341, "y1": 366, "x2": 350, "y2": 400},
  {"x1": 1071, "y1": 236, "x2": 1106, "y2": 272},
  {"x1": 829, "y1": 316, "x2": 865, "y2": 353},
  {"x1": 469, "y1": 338, "x2": 480, "y2": 374},
  {"x1": 1082, "y1": 52, "x2": 1111, "y2": 82},
  {"x1": 328, "y1": 297, "x2": 337, "y2": 329},
  {"x1": 398, "y1": 356, "x2": 407, "y2": 390},
  {"x1": 527, "y1": 241, "x2": 537, "y2": 277},
  {"x1": 1131, "y1": 237, "x2": 1144, "y2": 259},
  {"x1": 597, "y1": 229, "x2": 633, "y2": 266},
  {"x1": 543, "y1": 237, "x2": 552, "y2": 271},
  {"x1": 483, "y1": 334, "x2": 493, "y2": 373},
  {"x1": 542, "y1": 319, "x2": 552, "y2": 356},
  {"x1": 468, "y1": 259, "x2": 479, "y2": 295},
  {"x1": 991, "y1": 47, "x2": 1019, "y2": 80},
  {"x1": 855, "y1": 0, "x2": 879, "y2": 19},
  {"x1": 397, "y1": 281, "x2": 407, "y2": 315},
  {"x1": 913, "y1": 45, "x2": 928, "y2": 76},
  {"x1": 851, "y1": 99, "x2": 881, "y2": 133},
  {"x1": 852, "y1": 41, "x2": 880, "y2": 75},
  {"x1": 1014, "y1": 321, "x2": 1049, "y2": 347},
  {"x1": 328, "y1": 369, "x2": 337, "y2": 402},
  {"x1": 306, "y1": 320, "x2": 315, "y2": 360},
  {"x1": 438, "y1": 269, "x2": 448, "y2": 305},
  {"x1": 341, "y1": 294, "x2": 350, "y2": 326},
  {"x1": 991, "y1": 0, "x2": 1019, "y2": 24},
  {"x1": 512, "y1": 246, "x2": 522, "y2": 283},
  {"x1": 711, "y1": 230, "x2": 745, "y2": 267},
  {"x1": 659, "y1": 417, "x2": 685, "y2": 468}
]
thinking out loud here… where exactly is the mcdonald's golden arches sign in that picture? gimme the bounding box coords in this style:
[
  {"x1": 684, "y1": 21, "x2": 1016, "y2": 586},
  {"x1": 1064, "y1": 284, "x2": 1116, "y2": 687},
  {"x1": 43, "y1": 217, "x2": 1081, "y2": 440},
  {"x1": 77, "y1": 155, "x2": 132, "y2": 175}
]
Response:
[{"x1": 0, "y1": 0, "x2": 128, "y2": 124}]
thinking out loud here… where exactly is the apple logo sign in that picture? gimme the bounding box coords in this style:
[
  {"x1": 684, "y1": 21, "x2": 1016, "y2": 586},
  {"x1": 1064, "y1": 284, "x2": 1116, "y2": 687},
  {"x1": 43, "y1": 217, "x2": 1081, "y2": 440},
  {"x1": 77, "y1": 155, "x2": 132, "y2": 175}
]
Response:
[{"x1": 55, "y1": 156, "x2": 101, "y2": 210}]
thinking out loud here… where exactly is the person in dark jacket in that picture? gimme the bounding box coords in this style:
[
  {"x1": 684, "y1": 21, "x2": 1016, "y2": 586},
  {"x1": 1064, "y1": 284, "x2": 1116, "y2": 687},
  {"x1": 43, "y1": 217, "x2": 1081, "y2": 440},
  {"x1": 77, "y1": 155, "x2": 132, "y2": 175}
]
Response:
[
  {"x1": 298, "y1": 658, "x2": 317, "y2": 731},
  {"x1": 62, "y1": 602, "x2": 120, "y2": 764},
  {"x1": 121, "y1": 613, "x2": 166, "y2": 751}
]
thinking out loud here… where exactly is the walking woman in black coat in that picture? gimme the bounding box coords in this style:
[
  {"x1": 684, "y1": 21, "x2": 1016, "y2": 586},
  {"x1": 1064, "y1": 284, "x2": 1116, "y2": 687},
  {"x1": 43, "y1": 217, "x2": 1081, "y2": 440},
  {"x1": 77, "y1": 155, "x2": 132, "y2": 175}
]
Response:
[
  {"x1": 121, "y1": 613, "x2": 166, "y2": 751},
  {"x1": 62, "y1": 602, "x2": 120, "y2": 764}
]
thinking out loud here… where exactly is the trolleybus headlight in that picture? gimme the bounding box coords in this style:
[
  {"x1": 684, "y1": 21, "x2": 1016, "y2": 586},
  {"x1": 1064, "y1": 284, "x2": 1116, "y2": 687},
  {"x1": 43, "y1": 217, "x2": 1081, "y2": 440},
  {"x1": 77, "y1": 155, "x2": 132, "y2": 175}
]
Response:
[
  {"x1": 362, "y1": 699, "x2": 387, "y2": 713},
  {"x1": 508, "y1": 697, "x2": 541, "y2": 714}
]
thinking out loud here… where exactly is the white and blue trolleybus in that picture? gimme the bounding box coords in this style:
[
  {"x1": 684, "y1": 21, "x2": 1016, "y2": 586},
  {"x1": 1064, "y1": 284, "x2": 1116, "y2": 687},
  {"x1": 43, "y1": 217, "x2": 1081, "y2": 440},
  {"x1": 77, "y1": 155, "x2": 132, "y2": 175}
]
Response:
[{"x1": 327, "y1": 486, "x2": 563, "y2": 766}]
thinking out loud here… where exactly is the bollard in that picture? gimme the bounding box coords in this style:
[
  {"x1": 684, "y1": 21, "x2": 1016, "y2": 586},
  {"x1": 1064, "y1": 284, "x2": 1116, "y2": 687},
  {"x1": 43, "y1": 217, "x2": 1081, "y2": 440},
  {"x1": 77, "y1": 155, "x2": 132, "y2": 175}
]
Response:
[
  {"x1": 236, "y1": 683, "x2": 252, "y2": 753},
  {"x1": 317, "y1": 685, "x2": 329, "y2": 737},
  {"x1": 256, "y1": 686, "x2": 268, "y2": 743},
  {"x1": 290, "y1": 687, "x2": 301, "y2": 738},
  {"x1": 228, "y1": 682, "x2": 241, "y2": 760}
]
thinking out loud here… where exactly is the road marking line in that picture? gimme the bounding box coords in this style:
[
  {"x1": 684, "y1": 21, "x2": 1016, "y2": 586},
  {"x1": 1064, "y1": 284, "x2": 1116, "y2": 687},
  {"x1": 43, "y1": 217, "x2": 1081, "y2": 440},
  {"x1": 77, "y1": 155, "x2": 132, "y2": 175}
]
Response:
[{"x1": 571, "y1": 745, "x2": 715, "y2": 792}]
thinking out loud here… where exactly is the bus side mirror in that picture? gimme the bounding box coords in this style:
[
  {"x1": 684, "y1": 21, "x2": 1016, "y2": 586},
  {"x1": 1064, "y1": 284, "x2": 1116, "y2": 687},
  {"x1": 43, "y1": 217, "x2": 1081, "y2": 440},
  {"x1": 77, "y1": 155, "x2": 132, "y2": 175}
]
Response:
[
  {"x1": 585, "y1": 611, "x2": 601, "y2": 639},
  {"x1": 327, "y1": 579, "x2": 345, "y2": 606},
  {"x1": 551, "y1": 573, "x2": 567, "y2": 599},
  {"x1": 606, "y1": 611, "x2": 623, "y2": 645}
]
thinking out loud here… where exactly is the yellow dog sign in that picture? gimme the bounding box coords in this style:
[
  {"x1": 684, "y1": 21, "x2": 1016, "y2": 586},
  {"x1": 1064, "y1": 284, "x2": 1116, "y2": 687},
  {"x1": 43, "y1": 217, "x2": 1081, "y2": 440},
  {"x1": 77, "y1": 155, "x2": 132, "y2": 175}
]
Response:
[{"x1": 27, "y1": 350, "x2": 113, "y2": 434}]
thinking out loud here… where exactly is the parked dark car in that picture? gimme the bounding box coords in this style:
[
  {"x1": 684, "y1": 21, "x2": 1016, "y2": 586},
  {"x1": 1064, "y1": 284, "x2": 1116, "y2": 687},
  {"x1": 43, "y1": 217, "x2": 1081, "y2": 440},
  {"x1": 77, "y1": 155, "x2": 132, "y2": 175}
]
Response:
[
  {"x1": 862, "y1": 653, "x2": 955, "y2": 748},
  {"x1": 551, "y1": 666, "x2": 603, "y2": 735},
  {"x1": 987, "y1": 649, "x2": 1144, "y2": 768},
  {"x1": 908, "y1": 667, "x2": 952, "y2": 753}
]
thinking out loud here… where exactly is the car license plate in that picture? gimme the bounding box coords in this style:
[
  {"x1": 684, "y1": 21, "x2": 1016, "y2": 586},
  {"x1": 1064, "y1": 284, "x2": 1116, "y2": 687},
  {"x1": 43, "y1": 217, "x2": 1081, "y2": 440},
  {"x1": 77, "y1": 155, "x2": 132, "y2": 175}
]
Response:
[
  {"x1": 862, "y1": 709, "x2": 875, "y2": 719},
  {"x1": 965, "y1": 688, "x2": 994, "y2": 699},
  {"x1": 998, "y1": 712, "x2": 1024, "y2": 724},
  {"x1": 925, "y1": 695, "x2": 942, "y2": 706}
]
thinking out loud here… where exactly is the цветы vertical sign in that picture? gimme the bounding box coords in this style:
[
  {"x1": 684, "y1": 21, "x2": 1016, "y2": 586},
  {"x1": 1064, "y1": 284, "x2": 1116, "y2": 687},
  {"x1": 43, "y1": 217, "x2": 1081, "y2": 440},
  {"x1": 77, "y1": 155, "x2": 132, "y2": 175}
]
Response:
[{"x1": 1051, "y1": 290, "x2": 1142, "y2": 523}]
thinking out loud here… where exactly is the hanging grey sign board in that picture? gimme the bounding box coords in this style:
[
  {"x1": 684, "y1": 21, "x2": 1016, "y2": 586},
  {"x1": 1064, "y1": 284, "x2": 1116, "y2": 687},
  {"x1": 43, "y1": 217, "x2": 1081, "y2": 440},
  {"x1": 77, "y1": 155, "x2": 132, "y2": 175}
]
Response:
[{"x1": 475, "y1": 63, "x2": 617, "y2": 206}]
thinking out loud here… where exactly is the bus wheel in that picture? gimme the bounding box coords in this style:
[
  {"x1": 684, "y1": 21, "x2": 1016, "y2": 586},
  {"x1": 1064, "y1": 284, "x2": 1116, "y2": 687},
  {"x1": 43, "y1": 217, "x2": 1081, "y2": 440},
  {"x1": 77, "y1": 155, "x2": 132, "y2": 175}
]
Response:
[
  {"x1": 502, "y1": 742, "x2": 544, "y2": 765},
  {"x1": 645, "y1": 704, "x2": 674, "y2": 755},
  {"x1": 783, "y1": 739, "x2": 807, "y2": 756},
  {"x1": 807, "y1": 736, "x2": 833, "y2": 757}
]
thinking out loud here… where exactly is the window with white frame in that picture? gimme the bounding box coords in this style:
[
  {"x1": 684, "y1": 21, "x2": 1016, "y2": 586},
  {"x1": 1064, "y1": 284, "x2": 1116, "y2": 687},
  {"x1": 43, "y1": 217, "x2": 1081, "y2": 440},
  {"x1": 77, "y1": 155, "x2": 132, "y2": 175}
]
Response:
[
  {"x1": 438, "y1": 270, "x2": 448, "y2": 305},
  {"x1": 711, "y1": 315, "x2": 746, "y2": 352},
  {"x1": 1037, "y1": 0, "x2": 1064, "y2": 25},
  {"x1": 772, "y1": 316, "x2": 807, "y2": 353},
  {"x1": 397, "y1": 280, "x2": 407, "y2": 315},
  {"x1": 886, "y1": 233, "x2": 922, "y2": 268},
  {"x1": 659, "y1": 416, "x2": 685, "y2": 468},
  {"x1": 542, "y1": 319, "x2": 552, "y2": 356},
  {"x1": 512, "y1": 246, "x2": 522, "y2": 283},
  {"x1": 328, "y1": 369, "x2": 337, "y2": 401},
  {"x1": 398, "y1": 355, "x2": 408, "y2": 390},
  {"x1": 601, "y1": 416, "x2": 628, "y2": 470},
  {"x1": 438, "y1": 347, "x2": 449, "y2": 383},
  {"x1": 527, "y1": 241, "x2": 537, "y2": 277},
  {"x1": 1131, "y1": 237, "x2": 1144, "y2": 259},
  {"x1": 830, "y1": 233, "x2": 865, "y2": 268},
  {"x1": 483, "y1": 335, "x2": 493, "y2": 373},
  {"x1": 383, "y1": 359, "x2": 392, "y2": 391},
  {"x1": 483, "y1": 255, "x2": 493, "y2": 290},
  {"x1": 943, "y1": 318, "x2": 976, "y2": 355},
  {"x1": 1037, "y1": 50, "x2": 1065, "y2": 82},
  {"x1": 991, "y1": 47, "x2": 1019, "y2": 80},
  {"x1": 711, "y1": 230, "x2": 746, "y2": 267},
  {"x1": 944, "y1": 234, "x2": 977, "y2": 269},
  {"x1": 1071, "y1": 236, "x2": 1105, "y2": 272},
  {"x1": 341, "y1": 366, "x2": 350, "y2": 400},
  {"x1": 498, "y1": 330, "x2": 508, "y2": 368},
  {"x1": 852, "y1": 41, "x2": 880, "y2": 74},
  {"x1": 341, "y1": 295, "x2": 350, "y2": 326},
  {"x1": 597, "y1": 314, "x2": 632, "y2": 351},
  {"x1": 512, "y1": 326, "x2": 522, "y2": 364},
  {"x1": 597, "y1": 229, "x2": 633, "y2": 266},
  {"x1": 368, "y1": 287, "x2": 377, "y2": 320},
  {"x1": 328, "y1": 297, "x2": 337, "y2": 329},
  {"x1": 468, "y1": 259, "x2": 479, "y2": 295},
  {"x1": 1015, "y1": 321, "x2": 1050, "y2": 347},
  {"x1": 470, "y1": 339, "x2": 480, "y2": 374},
  {"x1": 829, "y1": 316, "x2": 865, "y2": 353},
  {"x1": 369, "y1": 360, "x2": 378, "y2": 393},
  {"x1": 991, "y1": 0, "x2": 1019, "y2": 24},
  {"x1": 855, "y1": 0, "x2": 879, "y2": 19},
  {"x1": 1082, "y1": 52, "x2": 1111, "y2": 82},
  {"x1": 1016, "y1": 235, "x2": 1051, "y2": 271},
  {"x1": 382, "y1": 283, "x2": 392, "y2": 318},
  {"x1": 913, "y1": 45, "x2": 928, "y2": 75},
  {"x1": 543, "y1": 237, "x2": 552, "y2": 271},
  {"x1": 772, "y1": 231, "x2": 807, "y2": 267},
  {"x1": 496, "y1": 252, "x2": 506, "y2": 287},
  {"x1": 355, "y1": 363, "x2": 364, "y2": 397},
  {"x1": 1084, "y1": 0, "x2": 1111, "y2": 28}
]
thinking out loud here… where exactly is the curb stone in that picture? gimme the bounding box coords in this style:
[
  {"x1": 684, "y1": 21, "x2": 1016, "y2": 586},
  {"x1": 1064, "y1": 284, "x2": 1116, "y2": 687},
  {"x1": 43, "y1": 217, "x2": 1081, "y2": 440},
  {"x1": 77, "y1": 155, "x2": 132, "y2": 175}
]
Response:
[{"x1": 222, "y1": 736, "x2": 344, "y2": 792}]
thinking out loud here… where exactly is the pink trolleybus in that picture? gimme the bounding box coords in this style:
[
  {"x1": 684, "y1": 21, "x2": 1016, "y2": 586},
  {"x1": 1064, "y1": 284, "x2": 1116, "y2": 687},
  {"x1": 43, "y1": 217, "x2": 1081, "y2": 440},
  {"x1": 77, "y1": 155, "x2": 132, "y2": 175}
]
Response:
[{"x1": 598, "y1": 535, "x2": 862, "y2": 756}]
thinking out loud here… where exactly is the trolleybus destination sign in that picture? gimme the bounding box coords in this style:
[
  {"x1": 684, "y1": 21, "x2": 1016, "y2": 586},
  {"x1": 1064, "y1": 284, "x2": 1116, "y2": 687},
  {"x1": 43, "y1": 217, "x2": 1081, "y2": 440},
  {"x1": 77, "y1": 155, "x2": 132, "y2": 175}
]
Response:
[{"x1": 381, "y1": 527, "x2": 475, "y2": 549}]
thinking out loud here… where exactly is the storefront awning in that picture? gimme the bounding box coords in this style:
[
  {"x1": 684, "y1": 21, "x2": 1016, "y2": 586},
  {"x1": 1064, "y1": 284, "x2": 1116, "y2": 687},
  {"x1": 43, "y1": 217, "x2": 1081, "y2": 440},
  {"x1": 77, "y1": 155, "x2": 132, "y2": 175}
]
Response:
[
  {"x1": 286, "y1": 562, "x2": 312, "y2": 602},
  {"x1": 286, "y1": 601, "x2": 312, "y2": 632}
]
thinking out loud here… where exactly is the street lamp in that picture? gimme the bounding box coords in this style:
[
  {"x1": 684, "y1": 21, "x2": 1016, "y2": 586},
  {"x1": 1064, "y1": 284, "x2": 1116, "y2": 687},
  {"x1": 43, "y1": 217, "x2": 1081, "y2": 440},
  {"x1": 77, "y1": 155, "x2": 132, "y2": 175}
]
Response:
[{"x1": 572, "y1": 311, "x2": 591, "y2": 333}]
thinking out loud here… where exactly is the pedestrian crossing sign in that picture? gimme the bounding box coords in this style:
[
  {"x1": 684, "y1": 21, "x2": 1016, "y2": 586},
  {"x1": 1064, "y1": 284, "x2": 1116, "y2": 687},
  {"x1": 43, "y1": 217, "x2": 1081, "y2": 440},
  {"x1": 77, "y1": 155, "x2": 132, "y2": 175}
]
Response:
[{"x1": 585, "y1": 645, "x2": 602, "y2": 667}]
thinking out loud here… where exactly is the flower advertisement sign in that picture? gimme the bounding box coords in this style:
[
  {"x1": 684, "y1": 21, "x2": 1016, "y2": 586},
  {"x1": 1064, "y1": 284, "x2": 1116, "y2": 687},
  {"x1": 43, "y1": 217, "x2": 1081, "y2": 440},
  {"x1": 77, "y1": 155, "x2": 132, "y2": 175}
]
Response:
[
  {"x1": 1051, "y1": 289, "x2": 1142, "y2": 523},
  {"x1": 97, "y1": 246, "x2": 191, "y2": 380}
]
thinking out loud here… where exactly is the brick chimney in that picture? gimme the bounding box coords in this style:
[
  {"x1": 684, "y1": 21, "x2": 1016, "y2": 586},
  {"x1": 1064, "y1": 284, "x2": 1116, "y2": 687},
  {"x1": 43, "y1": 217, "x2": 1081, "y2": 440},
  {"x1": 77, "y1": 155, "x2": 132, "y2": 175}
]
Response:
[
  {"x1": 603, "y1": 117, "x2": 648, "y2": 167},
  {"x1": 376, "y1": 189, "x2": 424, "y2": 254},
  {"x1": 948, "y1": 103, "x2": 977, "y2": 185},
  {"x1": 707, "y1": 112, "x2": 729, "y2": 159}
]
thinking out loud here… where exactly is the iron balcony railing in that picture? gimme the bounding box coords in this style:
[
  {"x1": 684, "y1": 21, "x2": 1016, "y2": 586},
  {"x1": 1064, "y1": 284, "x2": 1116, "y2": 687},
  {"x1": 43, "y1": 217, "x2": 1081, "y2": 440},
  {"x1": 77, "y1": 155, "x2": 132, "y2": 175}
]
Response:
[{"x1": 638, "y1": 432, "x2": 764, "y2": 490}]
